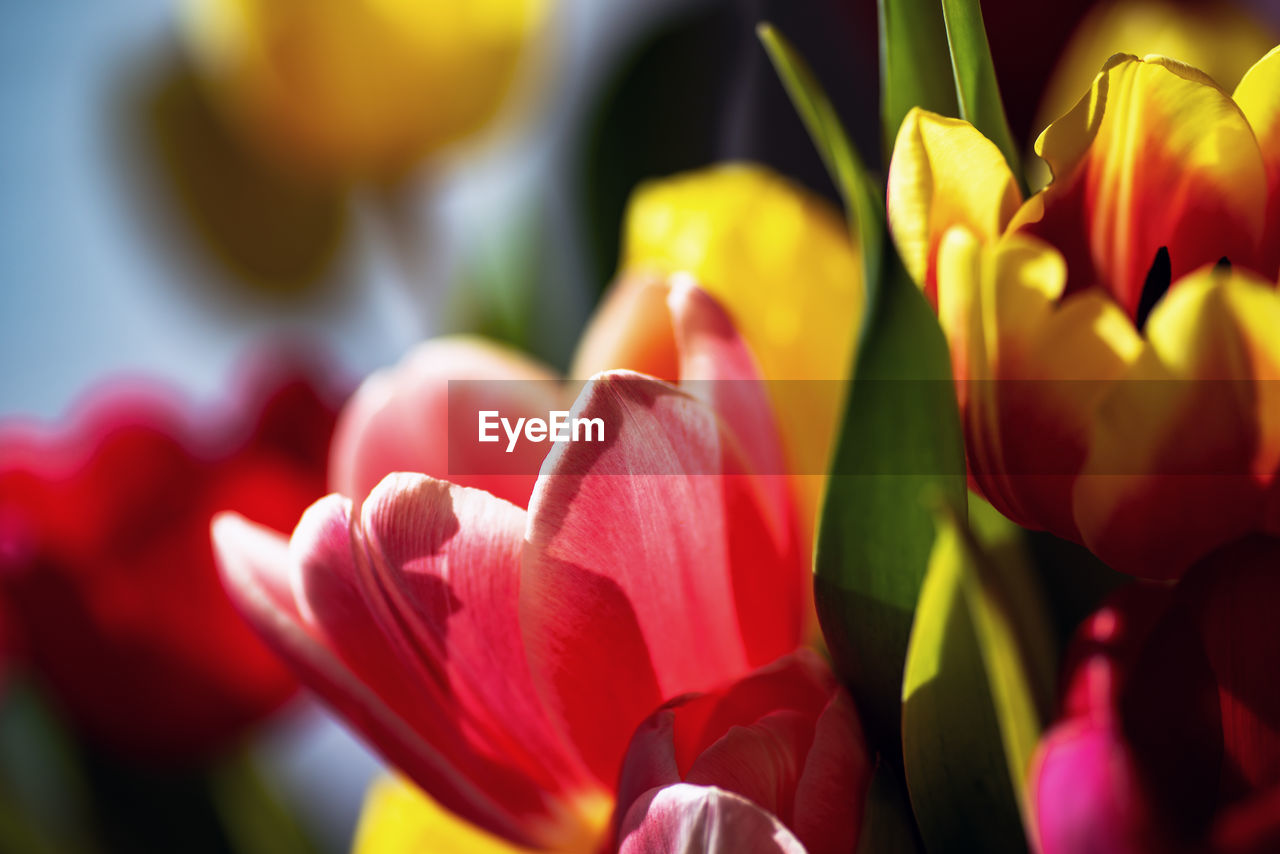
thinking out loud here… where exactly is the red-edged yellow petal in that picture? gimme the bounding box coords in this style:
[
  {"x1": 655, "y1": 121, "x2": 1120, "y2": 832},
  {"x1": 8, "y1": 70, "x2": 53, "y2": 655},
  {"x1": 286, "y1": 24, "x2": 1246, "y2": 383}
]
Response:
[
  {"x1": 887, "y1": 108, "x2": 1023, "y2": 302},
  {"x1": 1029, "y1": 0, "x2": 1278, "y2": 189},
  {"x1": 1015, "y1": 54, "x2": 1268, "y2": 319},
  {"x1": 1075, "y1": 267, "x2": 1280, "y2": 579},
  {"x1": 934, "y1": 227, "x2": 1142, "y2": 538},
  {"x1": 1234, "y1": 45, "x2": 1280, "y2": 280}
]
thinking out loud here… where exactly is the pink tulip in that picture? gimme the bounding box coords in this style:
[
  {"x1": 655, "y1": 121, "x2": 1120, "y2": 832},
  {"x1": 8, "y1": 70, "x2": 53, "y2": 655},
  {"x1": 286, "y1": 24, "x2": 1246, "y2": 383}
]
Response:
[
  {"x1": 213, "y1": 284, "x2": 866, "y2": 850},
  {"x1": 616, "y1": 650, "x2": 869, "y2": 854},
  {"x1": 1029, "y1": 537, "x2": 1280, "y2": 854}
]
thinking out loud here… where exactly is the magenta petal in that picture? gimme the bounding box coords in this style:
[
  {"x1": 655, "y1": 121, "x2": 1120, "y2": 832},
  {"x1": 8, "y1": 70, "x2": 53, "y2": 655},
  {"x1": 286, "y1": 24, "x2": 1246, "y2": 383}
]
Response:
[
  {"x1": 1029, "y1": 719, "x2": 1165, "y2": 854},
  {"x1": 618, "y1": 784, "x2": 808, "y2": 854},
  {"x1": 521, "y1": 372, "x2": 804, "y2": 785}
]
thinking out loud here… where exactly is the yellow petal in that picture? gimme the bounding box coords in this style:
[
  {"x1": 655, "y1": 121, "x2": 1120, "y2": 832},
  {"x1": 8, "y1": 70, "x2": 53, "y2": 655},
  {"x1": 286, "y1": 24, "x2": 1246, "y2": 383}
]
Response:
[
  {"x1": 935, "y1": 226, "x2": 1142, "y2": 537},
  {"x1": 611, "y1": 163, "x2": 863, "y2": 533},
  {"x1": 1075, "y1": 267, "x2": 1280, "y2": 578},
  {"x1": 353, "y1": 776, "x2": 538, "y2": 854},
  {"x1": 1234, "y1": 45, "x2": 1280, "y2": 279},
  {"x1": 182, "y1": 0, "x2": 552, "y2": 179},
  {"x1": 887, "y1": 108, "x2": 1022, "y2": 300},
  {"x1": 353, "y1": 776, "x2": 612, "y2": 854},
  {"x1": 1029, "y1": 0, "x2": 1277, "y2": 188},
  {"x1": 1018, "y1": 54, "x2": 1268, "y2": 319}
]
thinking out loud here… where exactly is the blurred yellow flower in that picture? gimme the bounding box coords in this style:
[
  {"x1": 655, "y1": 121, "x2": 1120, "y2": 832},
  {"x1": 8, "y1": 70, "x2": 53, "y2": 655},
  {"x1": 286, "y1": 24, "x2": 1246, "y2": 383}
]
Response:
[
  {"x1": 182, "y1": 0, "x2": 552, "y2": 181},
  {"x1": 573, "y1": 163, "x2": 864, "y2": 538}
]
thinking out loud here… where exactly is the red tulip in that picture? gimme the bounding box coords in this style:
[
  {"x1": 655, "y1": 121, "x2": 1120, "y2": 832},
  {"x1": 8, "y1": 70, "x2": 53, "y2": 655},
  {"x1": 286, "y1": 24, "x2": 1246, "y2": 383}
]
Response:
[
  {"x1": 1029, "y1": 537, "x2": 1280, "y2": 854},
  {"x1": 0, "y1": 353, "x2": 341, "y2": 762},
  {"x1": 212, "y1": 285, "x2": 864, "y2": 850},
  {"x1": 616, "y1": 649, "x2": 869, "y2": 854}
]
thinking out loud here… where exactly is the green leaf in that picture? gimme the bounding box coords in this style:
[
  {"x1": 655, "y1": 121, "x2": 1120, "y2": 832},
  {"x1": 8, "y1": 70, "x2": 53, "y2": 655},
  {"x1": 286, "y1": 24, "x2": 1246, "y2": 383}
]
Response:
[
  {"x1": 757, "y1": 23, "x2": 884, "y2": 284},
  {"x1": 939, "y1": 0, "x2": 1023, "y2": 188},
  {"x1": 901, "y1": 499, "x2": 1055, "y2": 850},
  {"x1": 878, "y1": 0, "x2": 958, "y2": 160},
  {"x1": 760, "y1": 22, "x2": 967, "y2": 753}
]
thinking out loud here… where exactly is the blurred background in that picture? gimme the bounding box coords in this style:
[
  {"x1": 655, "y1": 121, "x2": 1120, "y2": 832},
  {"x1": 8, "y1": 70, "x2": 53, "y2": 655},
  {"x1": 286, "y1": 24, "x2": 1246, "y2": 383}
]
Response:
[{"x1": 1, "y1": 0, "x2": 1277, "y2": 851}]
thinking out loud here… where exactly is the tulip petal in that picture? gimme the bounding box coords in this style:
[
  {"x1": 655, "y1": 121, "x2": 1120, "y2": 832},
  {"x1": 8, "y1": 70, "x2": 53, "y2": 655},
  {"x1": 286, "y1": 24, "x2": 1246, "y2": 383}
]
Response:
[
  {"x1": 329, "y1": 336, "x2": 563, "y2": 509},
  {"x1": 666, "y1": 279, "x2": 804, "y2": 584},
  {"x1": 353, "y1": 776, "x2": 537, "y2": 854},
  {"x1": 1029, "y1": 719, "x2": 1161, "y2": 854},
  {"x1": 1017, "y1": 54, "x2": 1268, "y2": 318},
  {"x1": 1233, "y1": 45, "x2": 1280, "y2": 280},
  {"x1": 616, "y1": 163, "x2": 863, "y2": 531},
  {"x1": 1075, "y1": 269, "x2": 1280, "y2": 578},
  {"x1": 1212, "y1": 783, "x2": 1280, "y2": 854},
  {"x1": 886, "y1": 108, "x2": 1022, "y2": 302},
  {"x1": 351, "y1": 475, "x2": 595, "y2": 796},
  {"x1": 569, "y1": 273, "x2": 680, "y2": 383},
  {"x1": 934, "y1": 227, "x2": 1142, "y2": 537},
  {"x1": 216, "y1": 481, "x2": 610, "y2": 850},
  {"x1": 522, "y1": 372, "x2": 805, "y2": 787},
  {"x1": 215, "y1": 512, "x2": 533, "y2": 844},
  {"x1": 1182, "y1": 538, "x2": 1280, "y2": 801},
  {"x1": 616, "y1": 650, "x2": 867, "y2": 854},
  {"x1": 617, "y1": 784, "x2": 807, "y2": 854}
]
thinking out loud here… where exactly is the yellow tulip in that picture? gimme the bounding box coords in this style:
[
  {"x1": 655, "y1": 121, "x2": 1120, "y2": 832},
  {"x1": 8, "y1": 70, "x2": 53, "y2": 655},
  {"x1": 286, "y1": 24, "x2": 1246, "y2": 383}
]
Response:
[
  {"x1": 182, "y1": 0, "x2": 552, "y2": 181},
  {"x1": 887, "y1": 46, "x2": 1280, "y2": 579}
]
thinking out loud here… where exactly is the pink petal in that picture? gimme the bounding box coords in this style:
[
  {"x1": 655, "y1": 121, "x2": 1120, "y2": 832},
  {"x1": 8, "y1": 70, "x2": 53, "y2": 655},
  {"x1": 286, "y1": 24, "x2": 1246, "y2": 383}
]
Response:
[
  {"x1": 521, "y1": 372, "x2": 805, "y2": 786},
  {"x1": 617, "y1": 649, "x2": 866, "y2": 854},
  {"x1": 618, "y1": 784, "x2": 808, "y2": 854},
  {"x1": 1029, "y1": 719, "x2": 1164, "y2": 854},
  {"x1": 667, "y1": 279, "x2": 787, "y2": 481},
  {"x1": 684, "y1": 710, "x2": 812, "y2": 825},
  {"x1": 215, "y1": 511, "x2": 528, "y2": 844},
  {"x1": 668, "y1": 281, "x2": 806, "y2": 618},
  {"x1": 328, "y1": 337, "x2": 563, "y2": 509},
  {"x1": 352, "y1": 475, "x2": 594, "y2": 793},
  {"x1": 214, "y1": 479, "x2": 604, "y2": 850}
]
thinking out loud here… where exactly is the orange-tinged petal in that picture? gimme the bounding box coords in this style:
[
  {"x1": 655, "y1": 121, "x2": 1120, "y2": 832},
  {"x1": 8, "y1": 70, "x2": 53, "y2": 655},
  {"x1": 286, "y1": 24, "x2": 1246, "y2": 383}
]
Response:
[
  {"x1": 569, "y1": 272, "x2": 679, "y2": 383},
  {"x1": 887, "y1": 108, "x2": 1023, "y2": 301},
  {"x1": 1075, "y1": 267, "x2": 1280, "y2": 579},
  {"x1": 935, "y1": 227, "x2": 1143, "y2": 537},
  {"x1": 1016, "y1": 54, "x2": 1268, "y2": 319},
  {"x1": 1234, "y1": 45, "x2": 1280, "y2": 280}
]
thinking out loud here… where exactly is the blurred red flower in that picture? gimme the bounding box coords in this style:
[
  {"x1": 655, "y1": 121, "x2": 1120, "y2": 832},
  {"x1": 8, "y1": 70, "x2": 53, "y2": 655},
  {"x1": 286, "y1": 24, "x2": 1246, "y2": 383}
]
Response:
[
  {"x1": 0, "y1": 351, "x2": 344, "y2": 763},
  {"x1": 1030, "y1": 537, "x2": 1280, "y2": 853}
]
